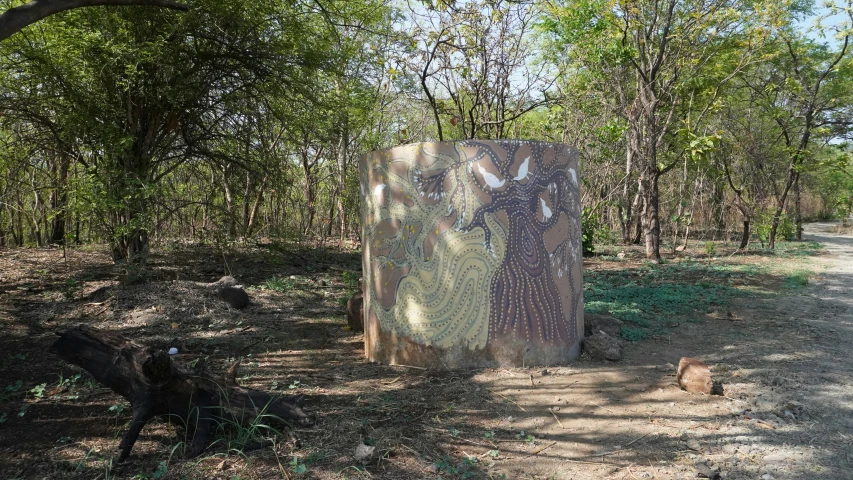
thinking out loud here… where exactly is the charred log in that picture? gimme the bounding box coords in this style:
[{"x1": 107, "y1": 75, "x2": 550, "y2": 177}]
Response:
[{"x1": 49, "y1": 325, "x2": 313, "y2": 462}]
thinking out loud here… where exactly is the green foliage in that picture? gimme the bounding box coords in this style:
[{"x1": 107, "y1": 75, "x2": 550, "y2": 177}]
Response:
[
  {"x1": 342, "y1": 270, "x2": 360, "y2": 294},
  {"x1": 584, "y1": 260, "x2": 755, "y2": 339},
  {"x1": 29, "y1": 383, "x2": 46, "y2": 399},
  {"x1": 754, "y1": 211, "x2": 796, "y2": 244},
  {"x1": 209, "y1": 397, "x2": 288, "y2": 454},
  {"x1": 1, "y1": 380, "x2": 23, "y2": 403},
  {"x1": 773, "y1": 241, "x2": 823, "y2": 258},
  {"x1": 619, "y1": 327, "x2": 648, "y2": 342},
  {"x1": 432, "y1": 457, "x2": 478, "y2": 479},
  {"x1": 61, "y1": 279, "x2": 81, "y2": 299},
  {"x1": 134, "y1": 461, "x2": 168, "y2": 480},
  {"x1": 783, "y1": 270, "x2": 810, "y2": 288},
  {"x1": 0, "y1": 0, "x2": 393, "y2": 255},
  {"x1": 289, "y1": 457, "x2": 308, "y2": 474},
  {"x1": 582, "y1": 207, "x2": 611, "y2": 256},
  {"x1": 805, "y1": 147, "x2": 853, "y2": 220},
  {"x1": 704, "y1": 241, "x2": 717, "y2": 257},
  {"x1": 262, "y1": 276, "x2": 296, "y2": 292}
]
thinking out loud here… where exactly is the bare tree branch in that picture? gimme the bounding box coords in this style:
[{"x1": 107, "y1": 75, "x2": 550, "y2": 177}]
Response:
[{"x1": 0, "y1": 0, "x2": 189, "y2": 42}]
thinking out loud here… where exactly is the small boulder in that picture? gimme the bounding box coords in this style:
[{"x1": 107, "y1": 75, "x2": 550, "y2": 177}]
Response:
[
  {"x1": 584, "y1": 313, "x2": 625, "y2": 338},
  {"x1": 656, "y1": 362, "x2": 676, "y2": 372},
  {"x1": 354, "y1": 441, "x2": 375, "y2": 462},
  {"x1": 347, "y1": 292, "x2": 364, "y2": 332},
  {"x1": 584, "y1": 332, "x2": 623, "y2": 361},
  {"x1": 219, "y1": 286, "x2": 249, "y2": 309},
  {"x1": 128, "y1": 308, "x2": 163, "y2": 327},
  {"x1": 213, "y1": 276, "x2": 239, "y2": 288},
  {"x1": 677, "y1": 357, "x2": 722, "y2": 395}
]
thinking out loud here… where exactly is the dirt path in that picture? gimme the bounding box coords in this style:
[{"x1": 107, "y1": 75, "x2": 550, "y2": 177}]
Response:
[
  {"x1": 475, "y1": 222, "x2": 853, "y2": 479},
  {"x1": 1, "y1": 228, "x2": 851, "y2": 480}
]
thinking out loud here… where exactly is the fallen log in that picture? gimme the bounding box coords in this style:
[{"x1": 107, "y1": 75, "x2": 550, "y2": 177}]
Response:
[{"x1": 49, "y1": 325, "x2": 313, "y2": 461}]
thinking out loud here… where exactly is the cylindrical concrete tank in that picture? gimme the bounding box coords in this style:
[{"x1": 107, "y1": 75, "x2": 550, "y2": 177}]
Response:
[{"x1": 359, "y1": 140, "x2": 583, "y2": 368}]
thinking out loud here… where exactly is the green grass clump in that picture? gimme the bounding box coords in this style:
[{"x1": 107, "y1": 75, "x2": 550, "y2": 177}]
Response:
[
  {"x1": 585, "y1": 260, "x2": 754, "y2": 340},
  {"x1": 776, "y1": 241, "x2": 822, "y2": 258},
  {"x1": 261, "y1": 276, "x2": 296, "y2": 292},
  {"x1": 783, "y1": 270, "x2": 810, "y2": 288},
  {"x1": 620, "y1": 327, "x2": 649, "y2": 342}
]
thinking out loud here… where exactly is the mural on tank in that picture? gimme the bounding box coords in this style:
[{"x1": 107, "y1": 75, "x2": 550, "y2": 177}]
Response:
[{"x1": 360, "y1": 140, "x2": 583, "y2": 361}]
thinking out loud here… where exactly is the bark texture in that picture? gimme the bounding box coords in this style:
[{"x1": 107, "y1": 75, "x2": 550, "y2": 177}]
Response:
[{"x1": 50, "y1": 325, "x2": 313, "y2": 461}]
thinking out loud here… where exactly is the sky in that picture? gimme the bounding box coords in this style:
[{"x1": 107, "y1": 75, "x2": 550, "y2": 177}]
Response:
[{"x1": 796, "y1": 2, "x2": 851, "y2": 47}]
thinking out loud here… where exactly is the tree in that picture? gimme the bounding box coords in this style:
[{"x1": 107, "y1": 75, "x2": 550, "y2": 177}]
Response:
[
  {"x1": 544, "y1": 0, "x2": 777, "y2": 260},
  {"x1": 0, "y1": 1, "x2": 340, "y2": 261},
  {"x1": 0, "y1": 0, "x2": 188, "y2": 42},
  {"x1": 741, "y1": 4, "x2": 853, "y2": 246},
  {"x1": 404, "y1": 0, "x2": 552, "y2": 141}
]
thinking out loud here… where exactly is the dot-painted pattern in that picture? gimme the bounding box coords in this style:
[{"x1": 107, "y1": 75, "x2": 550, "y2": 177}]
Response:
[{"x1": 360, "y1": 140, "x2": 582, "y2": 352}]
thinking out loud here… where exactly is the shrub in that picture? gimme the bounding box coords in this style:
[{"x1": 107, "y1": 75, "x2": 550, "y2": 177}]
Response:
[{"x1": 582, "y1": 207, "x2": 611, "y2": 256}]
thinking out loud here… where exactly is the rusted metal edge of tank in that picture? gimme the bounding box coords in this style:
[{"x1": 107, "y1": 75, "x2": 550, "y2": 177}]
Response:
[{"x1": 364, "y1": 314, "x2": 581, "y2": 369}]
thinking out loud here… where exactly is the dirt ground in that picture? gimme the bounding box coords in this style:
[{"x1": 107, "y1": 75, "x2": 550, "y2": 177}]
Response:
[{"x1": 0, "y1": 223, "x2": 851, "y2": 480}]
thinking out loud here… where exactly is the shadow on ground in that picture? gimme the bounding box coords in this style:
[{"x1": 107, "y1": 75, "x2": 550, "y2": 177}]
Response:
[{"x1": 0, "y1": 229, "x2": 851, "y2": 479}]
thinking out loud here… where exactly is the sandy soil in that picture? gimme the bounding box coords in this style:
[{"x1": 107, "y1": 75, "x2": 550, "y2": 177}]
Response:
[
  {"x1": 0, "y1": 225, "x2": 851, "y2": 480},
  {"x1": 466, "y1": 222, "x2": 853, "y2": 480}
]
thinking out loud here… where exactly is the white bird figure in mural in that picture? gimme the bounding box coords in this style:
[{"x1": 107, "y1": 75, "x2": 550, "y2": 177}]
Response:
[
  {"x1": 373, "y1": 183, "x2": 387, "y2": 199},
  {"x1": 513, "y1": 156, "x2": 532, "y2": 181},
  {"x1": 568, "y1": 168, "x2": 578, "y2": 186},
  {"x1": 478, "y1": 164, "x2": 506, "y2": 191},
  {"x1": 541, "y1": 198, "x2": 552, "y2": 222}
]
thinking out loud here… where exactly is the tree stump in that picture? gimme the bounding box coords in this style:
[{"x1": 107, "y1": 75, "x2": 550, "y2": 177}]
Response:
[{"x1": 50, "y1": 325, "x2": 313, "y2": 461}]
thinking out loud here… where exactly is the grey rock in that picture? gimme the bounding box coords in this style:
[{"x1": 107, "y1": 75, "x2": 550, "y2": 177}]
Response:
[
  {"x1": 686, "y1": 438, "x2": 702, "y2": 452},
  {"x1": 213, "y1": 276, "x2": 239, "y2": 287},
  {"x1": 761, "y1": 452, "x2": 788, "y2": 465},
  {"x1": 583, "y1": 332, "x2": 623, "y2": 361},
  {"x1": 354, "y1": 442, "x2": 375, "y2": 462},
  {"x1": 219, "y1": 286, "x2": 249, "y2": 309},
  {"x1": 694, "y1": 461, "x2": 721, "y2": 479},
  {"x1": 128, "y1": 308, "x2": 163, "y2": 326},
  {"x1": 656, "y1": 362, "x2": 676, "y2": 372},
  {"x1": 584, "y1": 313, "x2": 625, "y2": 337}
]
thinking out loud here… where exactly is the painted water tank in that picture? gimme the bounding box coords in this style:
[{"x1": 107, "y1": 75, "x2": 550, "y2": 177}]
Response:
[{"x1": 359, "y1": 140, "x2": 583, "y2": 368}]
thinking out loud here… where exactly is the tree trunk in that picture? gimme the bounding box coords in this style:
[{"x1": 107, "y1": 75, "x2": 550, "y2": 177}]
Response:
[
  {"x1": 768, "y1": 203, "x2": 782, "y2": 250},
  {"x1": 241, "y1": 170, "x2": 254, "y2": 237},
  {"x1": 50, "y1": 325, "x2": 313, "y2": 462},
  {"x1": 620, "y1": 148, "x2": 635, "y2": 244},
  {"x1": 245, "y1": 175, "x2": 268, "y2": 238},
  {"x1": 739, "y1": 218, "x2": 750, "y2": 250},
  {"x1": 639, "y1": 170, "x2": 661, "y2": 261},
  {"x1": 0, "y1": 0, "x2": 189, "y2": 42},
  {"x1": 336, "y1": 124, "x2": 349, "y2": 241},
  {"x1": 711, "y1": 175, "x2": 725, "y2": 240},
  {"x1": 794, "y1": 172, "x2": 802, "y2": 241},
  {"x1": 222, "y1": 165, "x2": 237, "y2": 238},
  {"x1": 301, "y1": 151, "x2": 316, "y2": 236},
  {"x1": 49, "y1": 155, "x2": 71, "y2": 245}
]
